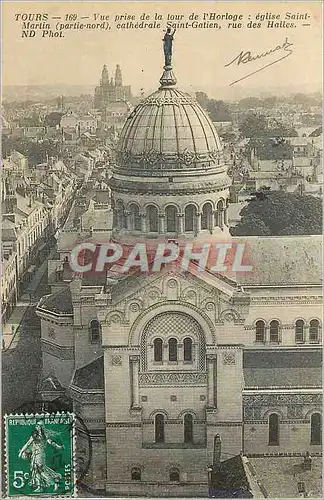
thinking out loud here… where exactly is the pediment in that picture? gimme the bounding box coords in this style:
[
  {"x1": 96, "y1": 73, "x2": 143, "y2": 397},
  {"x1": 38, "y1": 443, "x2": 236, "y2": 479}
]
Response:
[
  {"x1": 98, "y1": 266, "x2": 250, "y2": 327},
  {"x1": 113, "y1": 266, "x2": 237, "y2": 303}
]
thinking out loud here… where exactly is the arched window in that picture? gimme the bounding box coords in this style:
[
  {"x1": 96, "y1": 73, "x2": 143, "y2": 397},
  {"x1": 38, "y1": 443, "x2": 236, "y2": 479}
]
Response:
[
  {"x1": 183, "y1": 338, "x2": 193, "y2": 361},
  {"x1": 310, "y1": 413, "x2": 322, "y2": 445},
  {"x1": 153, "y1": 338, "x2": 163, "y2": 362},
  {"x1": 255, "y1": 320, "x2": 265, "y2": 343},
  {"x1": 165, "y1": 206, "x2": 177, "y2": 233},
  {"x1": 131, "y1": 467, "x2": 141, "y2": 481},
  {"x1": 130, "y1": 204, "x2": 141, "y2": 231},
  {"x1": 201, "y1": 203, "x2": 213, "y2": 230},
  {"x1": 155, "y1": 414, "x2": 165, "y2": 443},
  {"x1": 295, "y1": 320, "x2": 305, "y2": 343},
  {"x1": 309, "y1": 319, "x2": 320, "y2": 343},
  {"x1": 269, "y1": 320, "x2": 280, "y2": 343},
  {"x1": 268, "y1": 413, "x2": 279, "y2": 445},
  {"x1": 168, "y1": 338, "x2": 178, "y2": 361},
  {"x1": 147, "y1": 205, "x2": 158, "y2": 232},
  {"x1": 185, "y1": 205, "x2": 195, "y2": 232},
  {"x1": 89, "y1": 319, "x2": 101, "y2": 343},
  {"x1": 184, "y1": 414, "x2": 193, "y2": 443},
  {"x1": 169, "y1": 468, "x2": 180, "y2": 482}
]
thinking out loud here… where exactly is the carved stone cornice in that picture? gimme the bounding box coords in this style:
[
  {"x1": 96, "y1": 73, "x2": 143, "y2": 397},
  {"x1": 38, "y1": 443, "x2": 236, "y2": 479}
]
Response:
[
  {"x1": 115, "y1": 147, "x2": 224, "y2": 171},
  {"x1": 139, "y1": 371, "x2": 207, "y2": 387},
  {"x1": 69, "y1": 385, "x2": 104, "y2": 404},
  {"x1": 250, "y1": 296, "x2": 322, "y2": 306},
  {"x1": 243, "y1": 393, "x2": 322, "y2": 407},
  {"x1": 106, "y1": 422, "x2": 141, "y2": 428},
  {"x1": 207, "y1": 422, "x2": 242, "y2": 427},
  {"x1": 109, "y1": 178, "x2": 230, "y2": 195},
  {"x1": 41, "y1": 339, "x2": 74, "y2": 360}
]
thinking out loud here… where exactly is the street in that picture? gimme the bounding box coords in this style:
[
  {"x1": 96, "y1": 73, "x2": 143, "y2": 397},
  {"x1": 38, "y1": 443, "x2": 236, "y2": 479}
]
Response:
[{"x1": 2, "y1": 263, "x2": 50, "y2": 414}]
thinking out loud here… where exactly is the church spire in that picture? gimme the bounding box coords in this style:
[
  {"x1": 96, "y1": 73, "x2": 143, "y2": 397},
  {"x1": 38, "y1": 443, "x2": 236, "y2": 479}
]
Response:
[
  {"x1": 115, "y1": 64, "x2": 122, "y2": 87},
  {"x1": 159, "y1": 27, "x2": 177, "y2": 87},
  {"x1": 101, "y1": 64, "x2": 109, "y2": 85}
]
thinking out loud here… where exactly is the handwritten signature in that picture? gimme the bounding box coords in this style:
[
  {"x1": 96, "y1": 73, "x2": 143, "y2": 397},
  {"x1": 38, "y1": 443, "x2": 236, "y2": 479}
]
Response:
[{"x1": 225, "y1": 37, "x2": 294, "y2": 86}]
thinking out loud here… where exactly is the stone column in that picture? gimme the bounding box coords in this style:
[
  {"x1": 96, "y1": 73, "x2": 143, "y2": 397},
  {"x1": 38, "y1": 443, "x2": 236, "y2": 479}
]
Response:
[
  {"x1": 130, "y1": 355, "x2": 140, "y2": 408},
  {"x1": 213, "y1": 210, "x2": 218, "y2": 228},
  {"x1": 207, "y1": 355, "x2": 215, "y2": 407},
  {"x1": 208, "y1": 211, "x2": 213, "y2": 233},
  {"x1": 224, "y1": 208, "x2": 228, "y2": 226},
  {"x1": 140, "y1": 212, "x2": 147, "y2": 233},
  {"x1": 219, "y1": 210, "x2": 224, "y2": 229},
  {"x1": 195, "y1": 212, "x2": 202, "y2": 235},
  {"x1": 158, "y1": 213, "x2": 165, "y2": 234},
  {"x1": 125, "y1": 211, "x2": 131, "y2": 230},
  {"x1": 178, "y1": 213, "x2": 185, "y2": 234}
]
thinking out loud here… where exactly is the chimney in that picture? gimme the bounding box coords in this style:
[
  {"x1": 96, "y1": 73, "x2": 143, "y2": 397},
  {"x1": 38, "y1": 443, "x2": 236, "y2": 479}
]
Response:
[{"x1": 213, "y1": 434, "x2": 221, "y2": 470}]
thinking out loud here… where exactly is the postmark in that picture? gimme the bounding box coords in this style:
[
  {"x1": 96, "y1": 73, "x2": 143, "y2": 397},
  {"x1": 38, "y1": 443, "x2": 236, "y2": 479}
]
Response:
[{"x1": 4, "y1": 412, "x2": 75, "y2": 497}]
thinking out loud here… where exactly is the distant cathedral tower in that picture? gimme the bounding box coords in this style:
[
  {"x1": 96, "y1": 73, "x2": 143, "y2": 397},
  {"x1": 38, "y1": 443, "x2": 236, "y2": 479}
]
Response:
[
  {"x1": 115, "y1": 64, "x2": 122, "y2": 87},
  {"x1": 101, "y1": 64, "x2": 109, "y2": 85},
  {"x1": 94, "y1": 63, "x2": 131, "y2": 110}
]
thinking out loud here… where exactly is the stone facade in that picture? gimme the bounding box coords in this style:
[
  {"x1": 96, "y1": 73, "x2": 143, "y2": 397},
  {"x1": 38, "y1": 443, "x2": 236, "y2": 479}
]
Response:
[
  {"x1": 36, "y1": 267, "x2": 322, "y2": 495},
  {"x1": 36, "y1": 53, "x2": 322, "y2": 497}
]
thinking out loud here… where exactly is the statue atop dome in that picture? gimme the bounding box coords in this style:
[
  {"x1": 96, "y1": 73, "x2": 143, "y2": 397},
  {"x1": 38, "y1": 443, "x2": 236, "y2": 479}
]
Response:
[
  {"x1": 163, "y1": 27, "x2": 176, "y2": 67},
  {"x1": 160, "y1": 27, "x2": 177, "y2": 87}
]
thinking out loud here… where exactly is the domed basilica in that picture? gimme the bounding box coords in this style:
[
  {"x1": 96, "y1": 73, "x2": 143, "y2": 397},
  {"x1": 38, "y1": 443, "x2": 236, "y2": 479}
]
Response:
[
  {"x1": 111, "y1": 61, "x2": 230, "y2": 240},
  {"x1": 37, "y1": 34, "x2": 322, "y2": 496}
]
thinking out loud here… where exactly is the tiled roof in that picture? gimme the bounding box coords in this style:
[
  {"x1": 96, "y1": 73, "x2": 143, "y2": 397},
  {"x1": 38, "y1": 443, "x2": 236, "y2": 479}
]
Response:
[
  {"x1": 211, "y1": 455, "x2": 252, "y2": 497},
  {"x1": 243, "y1": 349, "x2": 322, "y2": 388},
  {"x1": 72, "y1": 356, "x2": 104, "y2": 390},
  {"x1": 232, "y1": 235, "x2": 322, "y2": 286},
  {"x1": 39, "y1": 287, "x2": 73, "y2": 314},
  {"x1": 249, "y1": 457, "x2": 322, "y2": 498}
]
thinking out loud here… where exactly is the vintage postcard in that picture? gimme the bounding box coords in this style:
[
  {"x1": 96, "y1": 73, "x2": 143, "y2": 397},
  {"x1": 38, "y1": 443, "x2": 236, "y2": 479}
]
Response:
[{"x1": 1, "y1": 1, "x2": 322, "y2": 498}]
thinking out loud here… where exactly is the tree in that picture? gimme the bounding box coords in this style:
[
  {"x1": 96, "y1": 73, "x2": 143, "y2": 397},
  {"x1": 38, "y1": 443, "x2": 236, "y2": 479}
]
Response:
[
  {"x1": 262, "y1": 96, "x2": 278, "y2": 108},
  {"x1": 45, "y1": 112, "x2": 64, "y2": 127},
  {"x1": 19, "y1": 111, "x2": 43, "y2": 127},
  {"x1": 238, "y1": 97, "x2": 262, "y2": 109},
  {"x1": 240, "y1": 114, "x2": 297, "y2": 138},
  {"x1": 231, "y1": 189, "x2": 322, "y2": 236},
  {"x1": 239, "y1": 114, "x2": 268, "y2": 137},
  {"x1": 207, "y1": 99, "x2": 232, "y2": 122},
  {"x1": 195, "y1": 92, "x2": 232, "y2": 121},
  {"x1": 291, "y1": 93, "x2": 321, "y2": 107},
  {"x1": 220, "y1": 131, "x2": 236, "y2": 142},
  {"x1": 195, "y1": 92, "x2": 209, "y2": 109},
  {"x1": 248, "y1": 137, "x2": 293, "y2": 160},
  {"x1": 2, "y1": 137, "x2": 61, "y2": 165}
]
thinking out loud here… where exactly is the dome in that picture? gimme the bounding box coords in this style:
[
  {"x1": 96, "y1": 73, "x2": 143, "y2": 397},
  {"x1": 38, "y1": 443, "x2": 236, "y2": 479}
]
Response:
[
  {"x1": 115, "y1": 86, "x2": 224, "y2": 176},
  {"x1": 110, "y1": 37, "x2": 231, "y2": 241}
]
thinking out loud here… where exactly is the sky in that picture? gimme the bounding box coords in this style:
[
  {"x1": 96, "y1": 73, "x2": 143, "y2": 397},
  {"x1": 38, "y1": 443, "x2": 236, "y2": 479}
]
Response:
[{"x1": 2, "y1": 1, "x2": 322, "y2": 98}]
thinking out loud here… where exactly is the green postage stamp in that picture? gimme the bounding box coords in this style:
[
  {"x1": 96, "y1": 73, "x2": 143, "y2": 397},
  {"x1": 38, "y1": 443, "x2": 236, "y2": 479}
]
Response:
[{"x1": 4, "y1": 412, "x2": 75, "y2": 497}]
